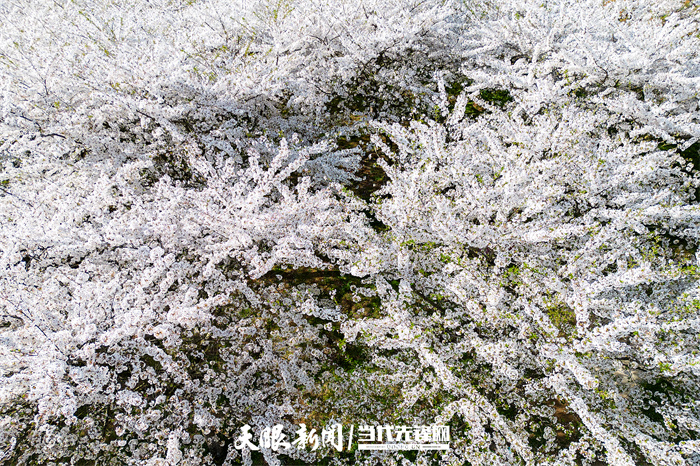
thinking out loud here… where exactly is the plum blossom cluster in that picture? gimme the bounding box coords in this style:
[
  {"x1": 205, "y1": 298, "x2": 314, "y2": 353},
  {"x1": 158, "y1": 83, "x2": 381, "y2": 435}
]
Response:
[{"x1": 1, "y1": 0, "x2": 700, "y2": 465}]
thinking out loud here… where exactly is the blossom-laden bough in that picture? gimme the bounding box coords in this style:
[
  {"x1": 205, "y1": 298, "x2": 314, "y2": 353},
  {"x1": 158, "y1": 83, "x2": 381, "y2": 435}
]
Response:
[{"x1": 1, "y1": 0, "x2": 699, "y2": 464}]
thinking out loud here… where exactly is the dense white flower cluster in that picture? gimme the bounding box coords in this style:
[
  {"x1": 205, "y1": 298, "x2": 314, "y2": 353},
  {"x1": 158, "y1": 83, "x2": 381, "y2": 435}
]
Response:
[{"x1": 1, "y1": 0, "x2": 700, "y2": 464}]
